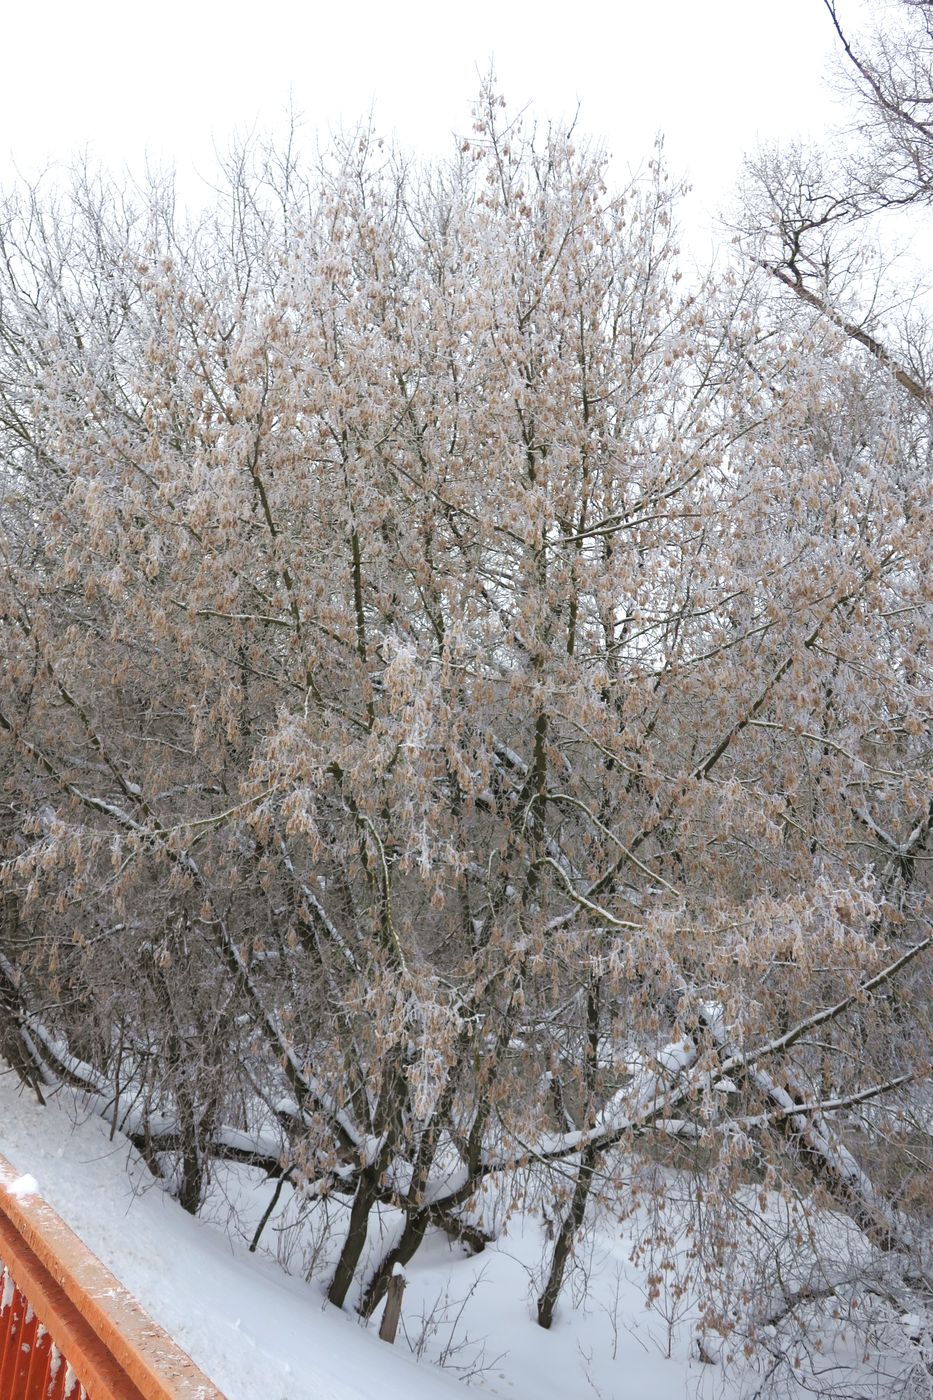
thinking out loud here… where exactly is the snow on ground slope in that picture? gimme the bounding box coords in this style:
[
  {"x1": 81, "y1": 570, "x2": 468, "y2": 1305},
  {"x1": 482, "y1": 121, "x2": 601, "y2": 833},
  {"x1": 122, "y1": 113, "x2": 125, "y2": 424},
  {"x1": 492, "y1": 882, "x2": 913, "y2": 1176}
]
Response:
[
  {"x1": 202, "y1": 1156, "x2": 733, "y2": 1400},
  {"x1": 0, "y1": 1067, "x2": 467, "y2": 1400},
  {"x1": 0, "y1": 1065, "x2": 739, "y2": 1400}
]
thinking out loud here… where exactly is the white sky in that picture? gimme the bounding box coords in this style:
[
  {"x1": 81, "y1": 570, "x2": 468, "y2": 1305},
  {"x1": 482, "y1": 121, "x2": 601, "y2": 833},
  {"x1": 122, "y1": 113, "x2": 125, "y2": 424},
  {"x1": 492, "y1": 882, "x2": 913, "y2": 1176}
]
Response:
[{"x1": 1, "y1": 0, "x2": 860, "y2": 248}]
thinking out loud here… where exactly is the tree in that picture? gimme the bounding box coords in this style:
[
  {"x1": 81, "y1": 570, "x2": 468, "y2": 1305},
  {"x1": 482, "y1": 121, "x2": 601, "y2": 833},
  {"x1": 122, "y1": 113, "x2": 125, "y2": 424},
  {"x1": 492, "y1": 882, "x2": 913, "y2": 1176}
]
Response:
[
  {"x1": 0, "y1": 85, "x2": 930, "y2": 1392},
  {"x1": 824, "y1": 0, "x2": 933, "y2": 213},
  {"x1": 743, "y1": 0, "x2": 933, "y2": 406}
]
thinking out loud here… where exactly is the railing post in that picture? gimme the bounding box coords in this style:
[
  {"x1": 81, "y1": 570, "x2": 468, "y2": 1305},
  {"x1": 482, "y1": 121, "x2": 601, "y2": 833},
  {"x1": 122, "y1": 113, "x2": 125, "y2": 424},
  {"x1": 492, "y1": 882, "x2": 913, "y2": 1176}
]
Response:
[{"x1": 0, "y1": 1270, "x2": 26, "y2": 1394}]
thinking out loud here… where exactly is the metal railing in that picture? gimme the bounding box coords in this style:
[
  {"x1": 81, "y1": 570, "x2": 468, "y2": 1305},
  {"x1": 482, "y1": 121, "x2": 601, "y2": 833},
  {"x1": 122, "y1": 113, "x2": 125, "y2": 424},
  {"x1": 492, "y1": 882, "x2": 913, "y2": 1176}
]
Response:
[{"x1": 0, "y1": 1153, "x2": 224, "y2": 1399}]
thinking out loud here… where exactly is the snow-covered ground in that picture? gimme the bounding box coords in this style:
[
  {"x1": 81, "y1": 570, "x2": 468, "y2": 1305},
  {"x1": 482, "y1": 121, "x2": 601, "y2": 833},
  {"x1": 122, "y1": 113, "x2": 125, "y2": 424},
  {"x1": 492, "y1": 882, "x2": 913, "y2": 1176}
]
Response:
[{"x1": 0, "y1": 1064, "x2": 742, "y2": 1400}]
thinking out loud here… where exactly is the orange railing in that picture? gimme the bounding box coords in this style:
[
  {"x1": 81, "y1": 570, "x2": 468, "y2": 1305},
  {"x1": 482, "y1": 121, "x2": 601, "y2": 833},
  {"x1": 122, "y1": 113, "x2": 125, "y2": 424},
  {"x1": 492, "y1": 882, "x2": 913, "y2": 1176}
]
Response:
[{"x1": 0, "y1": 1153, "x2": 224, "y2": 1399}]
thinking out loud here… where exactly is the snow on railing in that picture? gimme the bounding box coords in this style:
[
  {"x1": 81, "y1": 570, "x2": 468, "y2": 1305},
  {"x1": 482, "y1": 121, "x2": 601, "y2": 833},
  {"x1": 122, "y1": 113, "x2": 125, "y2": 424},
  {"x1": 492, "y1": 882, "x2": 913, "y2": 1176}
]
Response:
[{"x1": 0, "y1": 1153, "x2": 224, "y2": 1399}]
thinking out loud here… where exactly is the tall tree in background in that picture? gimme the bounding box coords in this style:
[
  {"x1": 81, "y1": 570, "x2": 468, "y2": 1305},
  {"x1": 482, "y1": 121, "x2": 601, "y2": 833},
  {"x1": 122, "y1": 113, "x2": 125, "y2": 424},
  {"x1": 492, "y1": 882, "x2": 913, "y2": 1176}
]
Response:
[{"x1": 745, "y1": 0, "x2": 933, "y2": 404}]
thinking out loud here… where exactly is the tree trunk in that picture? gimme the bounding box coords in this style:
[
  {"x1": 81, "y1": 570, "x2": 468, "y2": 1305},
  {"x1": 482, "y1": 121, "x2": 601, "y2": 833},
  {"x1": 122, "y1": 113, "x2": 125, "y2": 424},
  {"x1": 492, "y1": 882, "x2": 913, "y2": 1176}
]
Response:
[
  {"x1": 327, "y1": 1167, "x2": 380, "y2": 1309},
  {"x1": 536, "y1": 1143, "x2": 599, "y2": 1329},
  {"x1": 360, "y1": 1210, "x2": 428, "y2": 1318}
]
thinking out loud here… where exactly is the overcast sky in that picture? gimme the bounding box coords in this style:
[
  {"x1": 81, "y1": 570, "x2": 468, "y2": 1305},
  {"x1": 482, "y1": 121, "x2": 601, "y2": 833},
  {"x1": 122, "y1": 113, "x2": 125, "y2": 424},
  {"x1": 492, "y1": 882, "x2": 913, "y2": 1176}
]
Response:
[{"x1": 2, "y1": 0, "x2": 860, "y2": 248}]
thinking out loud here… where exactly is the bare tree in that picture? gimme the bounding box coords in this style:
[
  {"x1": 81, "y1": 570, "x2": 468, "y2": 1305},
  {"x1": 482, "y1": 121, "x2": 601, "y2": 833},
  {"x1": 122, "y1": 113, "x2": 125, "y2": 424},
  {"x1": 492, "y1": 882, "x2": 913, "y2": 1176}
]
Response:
[{"x1": 742, "y1": 0, "x2": 933, "y2": 407}]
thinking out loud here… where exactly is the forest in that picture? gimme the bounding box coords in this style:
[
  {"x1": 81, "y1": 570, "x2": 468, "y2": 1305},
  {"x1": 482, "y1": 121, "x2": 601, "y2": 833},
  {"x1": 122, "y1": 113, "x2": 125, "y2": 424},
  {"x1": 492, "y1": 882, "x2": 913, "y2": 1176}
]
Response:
[{"x1": 0, "y1": 5, "x2": 931, "y2": 1392}]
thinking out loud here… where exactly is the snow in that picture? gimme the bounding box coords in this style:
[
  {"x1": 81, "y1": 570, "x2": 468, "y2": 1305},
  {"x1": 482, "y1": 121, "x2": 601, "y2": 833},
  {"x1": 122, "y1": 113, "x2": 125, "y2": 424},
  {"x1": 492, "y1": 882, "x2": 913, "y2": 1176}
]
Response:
[
  {"x1": 6, "y1": 1172, "x2": 40, "y2": 1198},
  {"x1": 0, "y1": 1065, "x2": 738, "y2": 1400},
  {"x1": 0, "y1": 1063, "x2": 867, "y2": 1400},
  {"x1": 654, "y1": 1039, "x2": 695, "y2": 1075},
  {"x1": 0, "y1": 1070, "x2": 466, "y2": 1400}
]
